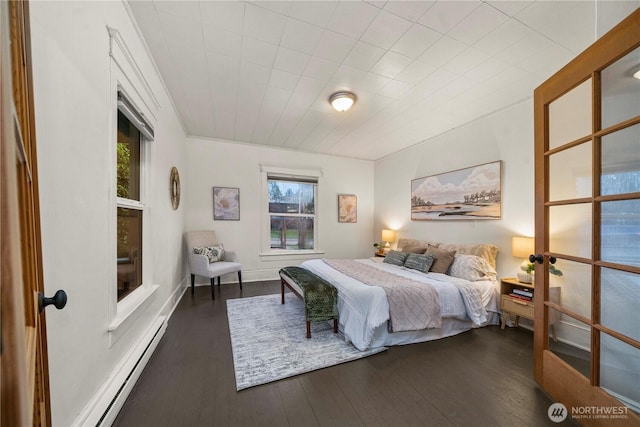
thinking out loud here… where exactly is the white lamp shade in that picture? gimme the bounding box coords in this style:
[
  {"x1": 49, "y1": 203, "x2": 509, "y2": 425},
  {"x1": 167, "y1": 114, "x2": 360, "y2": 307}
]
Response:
[
  {"x1": 512, "y1": 236, "x2": 534, "y2": 258},
  {"x1": 330, "y1": 92, "x2": 355, "y2": 112},
  {"x1": 381, "y1": 229, "x2": 395, "y2": 243}
]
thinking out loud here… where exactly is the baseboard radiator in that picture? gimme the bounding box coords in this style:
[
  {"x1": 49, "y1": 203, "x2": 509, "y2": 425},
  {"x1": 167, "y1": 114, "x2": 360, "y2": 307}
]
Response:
[{"x1": 71, "y1": 316, "x2": 167, "y2": 427}]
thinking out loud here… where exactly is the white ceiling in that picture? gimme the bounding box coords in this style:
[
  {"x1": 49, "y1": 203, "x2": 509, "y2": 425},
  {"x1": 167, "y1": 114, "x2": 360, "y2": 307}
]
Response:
[{"x1": 127, "y1": 0, "x2": 598, "y2": 160}]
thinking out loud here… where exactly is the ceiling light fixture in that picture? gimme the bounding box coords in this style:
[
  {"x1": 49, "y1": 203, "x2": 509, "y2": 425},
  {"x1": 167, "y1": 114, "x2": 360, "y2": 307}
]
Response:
[
  {"x1": 634, "y1": 69, "x2": 640, "y2": 80},
  {"x1": 329, "y1": 91, "x2": 356, "y2": 112}
]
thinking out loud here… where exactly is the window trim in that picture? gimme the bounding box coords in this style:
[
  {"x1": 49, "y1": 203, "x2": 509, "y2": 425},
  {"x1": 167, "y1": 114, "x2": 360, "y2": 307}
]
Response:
[
  {"x1": 260, "y1": 165, "x2": 324, "y2": 259},
  {"x1": 108, "y1": 27, "x2": 159, "y2": 341}
]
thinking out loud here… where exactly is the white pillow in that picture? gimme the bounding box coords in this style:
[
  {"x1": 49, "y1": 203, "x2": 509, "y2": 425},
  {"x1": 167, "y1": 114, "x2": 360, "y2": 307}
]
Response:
[{"x1": 448, "y1": 254, "x2": 497, "y2": 281}]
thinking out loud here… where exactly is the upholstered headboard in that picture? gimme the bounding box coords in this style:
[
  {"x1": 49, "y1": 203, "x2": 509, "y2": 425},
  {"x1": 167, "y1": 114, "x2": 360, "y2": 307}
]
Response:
[{"x1": 397, "y1": 238, "x2": 499, "y2": 269}]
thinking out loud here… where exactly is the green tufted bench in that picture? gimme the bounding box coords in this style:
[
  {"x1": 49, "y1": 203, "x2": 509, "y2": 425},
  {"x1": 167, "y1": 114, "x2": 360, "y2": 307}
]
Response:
[{"x1": 279, "y1": 266, "x2": 339, "y2": 339}]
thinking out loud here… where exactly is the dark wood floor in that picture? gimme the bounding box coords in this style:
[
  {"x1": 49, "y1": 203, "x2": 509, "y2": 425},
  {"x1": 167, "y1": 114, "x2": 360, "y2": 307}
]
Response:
[{"x1": 113, "y1": 281, "x2": 578, "y2": 427}]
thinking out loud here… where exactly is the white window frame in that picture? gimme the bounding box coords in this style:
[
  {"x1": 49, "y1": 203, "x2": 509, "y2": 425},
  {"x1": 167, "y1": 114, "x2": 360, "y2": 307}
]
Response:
[
  {"x1": 107, "y1": 27, "x2": 160, "y2": 342},
  {"x1": 260, "y1": 165, "x2": 324, "y2": 260}
]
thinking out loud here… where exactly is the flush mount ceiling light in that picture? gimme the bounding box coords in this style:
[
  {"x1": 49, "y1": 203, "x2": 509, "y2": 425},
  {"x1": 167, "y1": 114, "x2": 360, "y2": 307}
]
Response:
[
  {"x1": 634, "y1": 69, "x2": 640, "y2": 79},
  {"x1": 329, "y1": 91, "x2": 356, "y2": 112}
]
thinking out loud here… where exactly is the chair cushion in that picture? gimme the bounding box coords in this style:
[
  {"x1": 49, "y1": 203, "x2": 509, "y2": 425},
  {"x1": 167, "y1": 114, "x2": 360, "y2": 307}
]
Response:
[{"x1": 206, "y1": 261, "x2": 241, "y2": 276}]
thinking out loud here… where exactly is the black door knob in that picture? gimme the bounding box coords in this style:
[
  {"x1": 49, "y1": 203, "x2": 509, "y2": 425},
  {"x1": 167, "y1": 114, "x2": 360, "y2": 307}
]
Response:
[
  {"x1": 38, "y1": 290, "x2": 67, "y2": 313},
  {"x1": 529, "y1": 254, "x2": 557, "y2": 265},
  {"x1": 529, "y1": 254, "x2": 543, "y2": 264}
]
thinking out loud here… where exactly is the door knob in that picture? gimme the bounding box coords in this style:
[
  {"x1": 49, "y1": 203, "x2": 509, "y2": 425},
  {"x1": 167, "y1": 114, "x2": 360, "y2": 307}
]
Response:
[
  {"x1": 529, "y1": 254, "x2": 557, "y2": 265},
  {"x1": 529, "y1": 254, "x2": 543, "y2": 264},
  {"x1": 38, "y1": 290, "x2": 67, "y2": 313}
]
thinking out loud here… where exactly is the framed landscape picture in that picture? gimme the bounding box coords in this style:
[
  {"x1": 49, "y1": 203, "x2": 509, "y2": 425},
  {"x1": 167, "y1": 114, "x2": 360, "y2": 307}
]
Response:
[
  {"x1": 213, "y1": 187, "x2": 240, "y2": 220},
  {"x1": 411, "y1": 161, "x2": 502, "y2": 221},
  {"x1": 338, "y1": 194, "x2": 357, "y2": 223}
]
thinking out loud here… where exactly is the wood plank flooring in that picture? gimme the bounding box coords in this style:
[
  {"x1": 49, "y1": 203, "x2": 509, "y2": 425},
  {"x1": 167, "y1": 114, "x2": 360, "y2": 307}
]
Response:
[{"x1": 112, "y1": 281, "x2": 578, "y2": 427}]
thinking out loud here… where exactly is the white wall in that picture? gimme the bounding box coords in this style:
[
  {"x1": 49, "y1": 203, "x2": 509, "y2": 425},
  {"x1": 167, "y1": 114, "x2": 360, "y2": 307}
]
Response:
[
  {"x1": 374, "y1": 100, "x2": 535, "y2": 279},
  {"x1": 30, "y1": 2, "x2": 188, "y2": 426},
  {"x1": 186, "y1": 138, "x2": 374, "y2": 281}
]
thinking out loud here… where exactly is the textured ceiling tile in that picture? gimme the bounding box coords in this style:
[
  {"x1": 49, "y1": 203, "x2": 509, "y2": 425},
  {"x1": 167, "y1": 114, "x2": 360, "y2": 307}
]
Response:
[
  {"x1": 326, "y1": 1, "x2": 380, "y2": 39},
  {"x1": 370, "y1": 51, "x2": 412, "y2": 79},
  {"x1": 447, "y1": 3, "x2": 508, "y2": 45},
  {"x1": 418, "y1": 0, "x2": 481, "y2": 34},
  {"x1": 280, "y1": 18, "x2": 324, "y2": 55},
  {"x1": 243, "y1": 3, "x2": 288, "y2": 45},
  {"x1": 383, "y1": 1, "x2": 436, "y2": 22},
  {"x1": 288, "y1": 1, "x2": 338, "y2": 27},
  {"x1": 360, "y1": 9, "x2": 413, "y2": 50},
  {"x1": 342, "y1": 41, "x2": 386, "y2": 71},
  {"x1": 273, "y1": 47, "x2": 310, "y2": 74},
  {"x1": 390, "y1": 23, "x2": 441, "y2": 59},
  {"x1": 313, "y1": 30, "x2": 357, "y2": 63}
]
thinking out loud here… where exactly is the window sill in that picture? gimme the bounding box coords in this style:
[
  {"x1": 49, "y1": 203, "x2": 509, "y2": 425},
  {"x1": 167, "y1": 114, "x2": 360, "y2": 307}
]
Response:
[
  {"x1": 108, "y1": 284, "x2": 159, "y2": 332},
  {"x1": 259, "y1": 250, "x2": 325, "y2": 261}
]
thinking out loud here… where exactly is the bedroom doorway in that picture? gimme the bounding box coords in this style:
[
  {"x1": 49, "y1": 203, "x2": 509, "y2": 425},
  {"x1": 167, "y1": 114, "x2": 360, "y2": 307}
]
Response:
[{"x1": 533, "y1": 8, "x2": 640, "y2": 425}]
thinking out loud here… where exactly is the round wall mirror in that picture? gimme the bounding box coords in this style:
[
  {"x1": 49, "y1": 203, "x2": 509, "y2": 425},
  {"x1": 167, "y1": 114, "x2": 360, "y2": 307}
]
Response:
[{"x1": 170, "y1": 166, "x2": 180, "y2": 210}]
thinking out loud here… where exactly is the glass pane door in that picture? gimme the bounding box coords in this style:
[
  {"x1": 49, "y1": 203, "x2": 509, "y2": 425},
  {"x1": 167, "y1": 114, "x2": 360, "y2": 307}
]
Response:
[
  {"x1": 546, "y1": 78, "x2": 595, "y2": 377},
  {"x1": 534, "y1": 9, "x2": 640, "y2": 422}
]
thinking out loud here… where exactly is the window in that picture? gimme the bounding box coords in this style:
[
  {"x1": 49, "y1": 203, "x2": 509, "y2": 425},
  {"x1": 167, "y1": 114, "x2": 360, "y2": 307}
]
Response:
[
  {"x1": 116, "y1": 91, "x2": 153, "y2": 301},
  {"x1": 261, "y1": 166, "x2": 322, "y2": 255}
]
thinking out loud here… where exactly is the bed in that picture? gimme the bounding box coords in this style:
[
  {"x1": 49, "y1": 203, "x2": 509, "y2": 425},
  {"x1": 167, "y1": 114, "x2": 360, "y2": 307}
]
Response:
[{"x1": 300, "y1": 238, "x2": 501, "y2": 351}]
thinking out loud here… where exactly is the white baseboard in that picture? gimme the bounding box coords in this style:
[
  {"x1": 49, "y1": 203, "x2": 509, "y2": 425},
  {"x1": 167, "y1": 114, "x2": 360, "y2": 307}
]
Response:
[
  {"x1": 71, "y1": 315, "x2": 166, "y2": 427},
  {"x1": 71, "y1": 279, "x2": 188, "y2": 427}
]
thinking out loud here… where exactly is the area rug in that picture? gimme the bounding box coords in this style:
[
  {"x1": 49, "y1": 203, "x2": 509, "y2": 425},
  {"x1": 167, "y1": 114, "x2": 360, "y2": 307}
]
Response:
[{"x1": 227, "y1": 293, "x2": 386, "y2": 391}]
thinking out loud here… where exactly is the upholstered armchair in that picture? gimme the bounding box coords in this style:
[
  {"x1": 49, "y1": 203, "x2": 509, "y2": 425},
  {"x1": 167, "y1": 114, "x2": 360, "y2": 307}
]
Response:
[{"x1": 185, "y1": 230, "x2": 242, "y2": 300}]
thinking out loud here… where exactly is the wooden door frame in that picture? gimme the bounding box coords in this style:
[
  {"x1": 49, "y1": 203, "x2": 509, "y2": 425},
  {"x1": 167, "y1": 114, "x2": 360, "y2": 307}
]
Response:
[{"x1": 533, "y1": 8, "x2": 640, "y2": 425}]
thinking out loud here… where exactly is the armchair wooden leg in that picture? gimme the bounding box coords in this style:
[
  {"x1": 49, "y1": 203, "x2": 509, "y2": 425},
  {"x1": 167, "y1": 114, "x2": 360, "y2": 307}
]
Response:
[
  {"x1": 210, "y1": 278, "x2": 215, "y2": 300},
  {"x1": 191, "y1": 274, "x2": 195, "y2": 296},
  {"x1": 238, "y1": 271, "x2": 243, "y2": 291}
]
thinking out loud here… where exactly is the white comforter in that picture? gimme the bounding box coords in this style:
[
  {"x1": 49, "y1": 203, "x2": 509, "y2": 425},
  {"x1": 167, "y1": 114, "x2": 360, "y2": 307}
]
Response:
[{"x1": 301, "y1": 258, "x2": 499, "y2": 351}]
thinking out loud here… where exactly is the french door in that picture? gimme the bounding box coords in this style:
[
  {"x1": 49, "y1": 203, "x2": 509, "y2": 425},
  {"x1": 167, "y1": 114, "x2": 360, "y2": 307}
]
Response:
[
  {"x1": 1, "y1": 1, "x2": 52, "y2": 425},
  {"x1": 533, "y1": 8, "x2": 640, "y2": 426}
]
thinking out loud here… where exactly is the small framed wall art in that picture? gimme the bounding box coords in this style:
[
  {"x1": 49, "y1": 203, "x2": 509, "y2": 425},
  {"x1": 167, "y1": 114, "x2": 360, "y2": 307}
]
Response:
[
  {"x1": 338, "y1": 194, "x2": 357, "y2": 223},
  {"x1": 213, "y1": 187, "x2": 240, "y2": 220}
]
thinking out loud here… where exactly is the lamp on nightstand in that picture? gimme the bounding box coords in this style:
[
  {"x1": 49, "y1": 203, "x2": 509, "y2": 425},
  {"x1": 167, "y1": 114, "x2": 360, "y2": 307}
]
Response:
[
  {"x1": 512, "y1": 236, "x2": 534, "y2": 283},
  {"x1": 381, "y1": 229, "x2": 396, "y2": 253}
]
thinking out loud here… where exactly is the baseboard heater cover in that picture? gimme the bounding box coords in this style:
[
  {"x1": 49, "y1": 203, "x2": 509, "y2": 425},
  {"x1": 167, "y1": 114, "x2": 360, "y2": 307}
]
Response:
[
  {"x1": 71, "y1": 316, "x2": 166, "y2": 427},
  {"x1": 97, "y1": 318, "x2": 166, "y2": 426}
]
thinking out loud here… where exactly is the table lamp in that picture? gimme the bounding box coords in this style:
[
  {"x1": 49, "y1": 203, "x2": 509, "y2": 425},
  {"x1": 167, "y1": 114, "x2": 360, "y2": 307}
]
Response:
[
  {"x1": 381, "y1": 229, "x2": 396, "y2": 253},
  {"x1": 512, "y1": 236, "x2": 534, "y2": 283}
]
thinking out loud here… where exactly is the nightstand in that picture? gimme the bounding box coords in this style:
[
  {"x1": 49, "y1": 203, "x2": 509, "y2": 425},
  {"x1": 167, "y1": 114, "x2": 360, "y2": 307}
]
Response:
[
  {"x1": 374, "y1": 253, "x2": 386, "y2": 258},
  {"x1": 500, "y1": 277, "x2": 560, "y2": 341}
]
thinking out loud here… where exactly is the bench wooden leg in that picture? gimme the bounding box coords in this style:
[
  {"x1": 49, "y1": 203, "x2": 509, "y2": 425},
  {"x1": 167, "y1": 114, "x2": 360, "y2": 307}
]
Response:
[
  {"x1": 191, "y1": 274, "x2": 195, "y2": 296},
  {"x1": 333, "y1": 318, "x2": 338, "y2": 334},
  {"x1": 306, "y1": 321, "x2": 311, "y2": 339},
  {"x1": 281, "y1": 278, "x2": 285, "y2": 304}
]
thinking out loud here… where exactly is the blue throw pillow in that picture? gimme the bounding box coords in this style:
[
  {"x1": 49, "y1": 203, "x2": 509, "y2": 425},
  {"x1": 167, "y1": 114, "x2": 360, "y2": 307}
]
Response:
[
  {"x1": 404, "y1": 253, "x2": 435, "y2": 273},
  {"x1": 383, "y1": 250, "x2": 408, "y2": 266}
]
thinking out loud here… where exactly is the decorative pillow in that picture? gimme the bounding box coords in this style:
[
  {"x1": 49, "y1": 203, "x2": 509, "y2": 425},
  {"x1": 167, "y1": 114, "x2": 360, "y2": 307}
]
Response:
[
  {"x1": 403, "y1": 253, "x2": 435, "y2": 273},
  {"x1": 397, "y1": 238, "x2": 439, "y2": 251},
  {"x1": 425, "y1": 245, "x2": 456, "y2": 274},
  {"x1": 193, "y1": 244, "x2": 225, "y2": 263},
  {"x1": 401, "y1": 245, "x2": 427, "y2": 254},
  {"x1": 383, "y1": 250, "x2": 408, "y2": 266},
  {"x1": 448, "y1": 254, "x2": 498, "y2": 281},
  {"x1": 437, "y1": 243, "x2": 498, "y2": 269}
]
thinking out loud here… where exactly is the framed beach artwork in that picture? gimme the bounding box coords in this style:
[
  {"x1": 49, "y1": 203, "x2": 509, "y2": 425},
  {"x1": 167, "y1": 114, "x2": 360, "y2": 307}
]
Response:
[
  {"x1": 411, "y1": 161, "x2": 502, "y2": 221},
  {"x1": 338, "y1": 194, "x2": 357, "y2": 223},
  {"x1": 213, "y1": 187, "x2": 240, "y2": 220}
]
